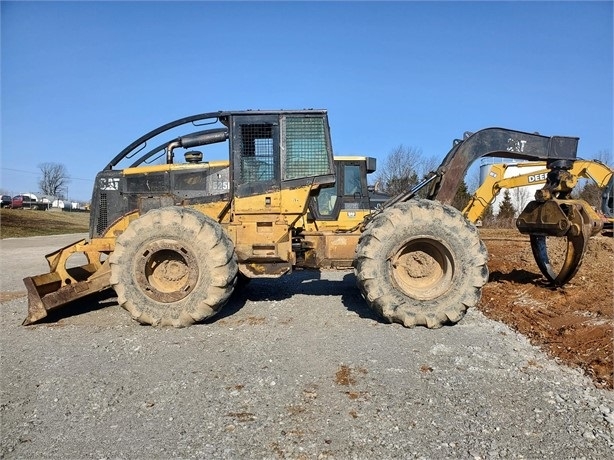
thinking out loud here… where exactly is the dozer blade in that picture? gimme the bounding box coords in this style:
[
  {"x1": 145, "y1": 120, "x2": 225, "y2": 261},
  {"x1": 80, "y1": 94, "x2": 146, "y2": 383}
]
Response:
[
  {"x1": 22, "y1": 239, "x2": 113, "y2": 325},
  {"x1": 517, "y1": 199, "x2": 602, "y2": 286}
]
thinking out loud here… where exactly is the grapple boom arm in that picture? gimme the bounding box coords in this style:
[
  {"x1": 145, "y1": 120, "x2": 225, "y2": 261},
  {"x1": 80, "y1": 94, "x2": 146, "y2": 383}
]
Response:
[{"x1": 426, "y1": 128, "x2": 579, "y2": 205}]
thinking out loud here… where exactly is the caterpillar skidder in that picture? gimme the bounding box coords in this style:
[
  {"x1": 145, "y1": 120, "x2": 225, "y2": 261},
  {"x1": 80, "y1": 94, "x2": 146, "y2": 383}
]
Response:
[{"x1": 23, "y1": 110, "x2": 603, "y2": 328}]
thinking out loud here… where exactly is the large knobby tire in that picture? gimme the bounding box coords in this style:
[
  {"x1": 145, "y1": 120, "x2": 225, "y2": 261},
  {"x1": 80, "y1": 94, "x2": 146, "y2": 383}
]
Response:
[
  {"x1": 354, "y1": 199, "x2": 489, "y2": 328},
  {"x1": 109, "y1": 207, "x2": 237, "y2": 327}
]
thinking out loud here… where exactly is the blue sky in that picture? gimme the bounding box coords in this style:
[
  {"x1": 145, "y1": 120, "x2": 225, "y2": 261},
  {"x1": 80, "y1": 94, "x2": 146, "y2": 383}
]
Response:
[{"x1": 1, "y1": 1, "x2": 612, "y2": 201}]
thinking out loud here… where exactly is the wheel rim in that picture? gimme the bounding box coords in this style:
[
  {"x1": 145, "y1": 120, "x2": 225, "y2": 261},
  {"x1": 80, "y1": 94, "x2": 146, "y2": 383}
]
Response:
[
  {"x1": 134, "y1": 239, "x2": 199, "y2": 303},
  {"x1": 390, "y1": 237, "x2": 454, "y2": 300}
]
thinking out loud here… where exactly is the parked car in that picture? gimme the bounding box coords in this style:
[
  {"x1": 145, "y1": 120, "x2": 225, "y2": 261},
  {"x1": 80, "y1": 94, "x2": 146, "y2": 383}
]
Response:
[
  {"x1": 1, "y1": 195, "x2": 11, "y2": 208},
  {"x1": 11, "y1": 194, "x2": 37, "y2": 209}
]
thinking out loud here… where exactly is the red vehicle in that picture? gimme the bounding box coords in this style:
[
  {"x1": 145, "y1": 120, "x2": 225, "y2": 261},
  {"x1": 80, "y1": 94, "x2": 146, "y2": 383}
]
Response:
[{"x1": 11, "y1": 194, "x2": 37, "y2": 209}]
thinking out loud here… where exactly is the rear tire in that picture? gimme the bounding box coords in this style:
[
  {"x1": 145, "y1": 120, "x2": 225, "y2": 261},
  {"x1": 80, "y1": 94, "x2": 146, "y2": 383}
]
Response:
[
  {"x1": 354, "y1": 200, "x2": 488, "y2": 328},
  {"x1": 109, "y1": 207, "x2": 237, "y2": 327}
]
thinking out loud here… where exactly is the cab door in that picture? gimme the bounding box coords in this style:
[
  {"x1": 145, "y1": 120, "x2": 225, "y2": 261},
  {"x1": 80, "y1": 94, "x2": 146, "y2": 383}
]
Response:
[
  {"x1": 310, "y1": 160, "x2": 370, "y2": 220},
  {"x1": 230, "y1": 114, "x2": 280, "y2": 199}
]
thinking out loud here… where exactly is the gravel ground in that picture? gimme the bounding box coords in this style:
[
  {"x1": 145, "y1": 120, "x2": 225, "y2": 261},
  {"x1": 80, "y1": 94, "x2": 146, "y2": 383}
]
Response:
[{"x1": 1, "y1": 235, "x2": 613, "y2": 459}]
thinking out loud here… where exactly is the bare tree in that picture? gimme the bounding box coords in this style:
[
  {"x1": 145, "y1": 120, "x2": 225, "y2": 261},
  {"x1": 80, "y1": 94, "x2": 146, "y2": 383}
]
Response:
[
  {"x1": 374, "y1": 145, "x2": 425, "y2": 196},
  {"x1": 421, "y1": 155, "x2": 439, "y2": 177},
  {"x1": 594, "y1": 149, "x2": 612, "y2": 167},
  {"x1": 38, "y1": 163, "x2": 70, "y2": 197},
  {"x1": 512, "y1": 186, "x2": 531, "y2": 214}
]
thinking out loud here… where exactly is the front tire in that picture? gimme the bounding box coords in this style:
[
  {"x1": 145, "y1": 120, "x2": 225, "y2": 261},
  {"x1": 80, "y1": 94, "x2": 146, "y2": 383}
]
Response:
[
  {"x1": 354, "y1": 200, "x2": 488, "y2": 328},
  {"x1": 109, "y1": 207, "x2": 237, "y2": 327}
]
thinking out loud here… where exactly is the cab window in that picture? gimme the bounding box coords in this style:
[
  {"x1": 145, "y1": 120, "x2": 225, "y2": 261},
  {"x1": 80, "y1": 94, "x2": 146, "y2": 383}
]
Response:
[
  {"x1": 239, "y1": 123, "x2": 275, "y2": 182},
  {"x1": 314, "y1": 185, "x2": 338, "y2": 217},
  {"x1": 343, "y1": 165, "x2": 362, "y2": 196},
  {"x1": 284, "y1": 117, "x2": 331, "y2": 180}
]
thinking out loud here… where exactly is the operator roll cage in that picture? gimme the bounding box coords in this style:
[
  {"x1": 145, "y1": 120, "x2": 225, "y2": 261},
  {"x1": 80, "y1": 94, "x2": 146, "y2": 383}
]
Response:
[
  {"x1": 105, "y1": 110, "x2": 334, "y2": 172},
  {"x1": 105, "y1": 111, "x2": 227, "y2": 170}
]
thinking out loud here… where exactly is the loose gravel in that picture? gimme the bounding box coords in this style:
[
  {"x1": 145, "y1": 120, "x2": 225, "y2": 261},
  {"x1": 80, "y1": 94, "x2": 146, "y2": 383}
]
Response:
[{"x1": 1, "y1": 236, "x2": 613, "y2": 459}]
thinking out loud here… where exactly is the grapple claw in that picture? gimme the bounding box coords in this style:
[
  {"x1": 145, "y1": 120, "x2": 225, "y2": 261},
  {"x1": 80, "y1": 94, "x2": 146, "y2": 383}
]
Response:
[
  {"x1": 517, "y1": 198, "x2": 601, "y2": 286},
  {"x1": 529, "y1": 232, "x2": 588, "y2": 286}
]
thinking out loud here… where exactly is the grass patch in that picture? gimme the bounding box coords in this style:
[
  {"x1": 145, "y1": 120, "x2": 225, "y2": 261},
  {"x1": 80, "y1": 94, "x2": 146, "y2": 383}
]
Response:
[{"x1": 0, "y1": 209, "x2": 90, "y2": 238}]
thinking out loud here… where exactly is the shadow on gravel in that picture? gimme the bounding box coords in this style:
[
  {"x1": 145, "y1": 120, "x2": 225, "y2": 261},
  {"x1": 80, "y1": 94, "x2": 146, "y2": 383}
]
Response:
[
  {"x1": 339, "y1": 273, "x2": 384, "y2": 323},
  {"x1": 489, "y1": 269, "x2": 545, "y2": 285},
  {"x1": 26, "y1": 271, "x2": 384, "y2": 326},
  {"x1": 29, "y1": 289, "x2": 119, "y2": 325},
  {"x1": 212, "y1": 270, "x2": 383, "y2": 323}
]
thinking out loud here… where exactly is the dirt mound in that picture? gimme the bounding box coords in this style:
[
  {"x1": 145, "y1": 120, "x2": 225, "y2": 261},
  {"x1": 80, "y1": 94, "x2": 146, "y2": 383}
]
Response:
[{"x1": 478, "y1": 228, "x2": 613, "y2": 389}]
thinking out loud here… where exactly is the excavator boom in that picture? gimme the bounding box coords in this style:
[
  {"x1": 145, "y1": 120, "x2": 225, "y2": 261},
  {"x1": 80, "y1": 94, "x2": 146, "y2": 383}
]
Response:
[
  {"x1": 463, "y1": 159, "x2": 614, "y2": 223},
  {"x1": 462, "y1": 159, "x2": 612, "y2": 285}
]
